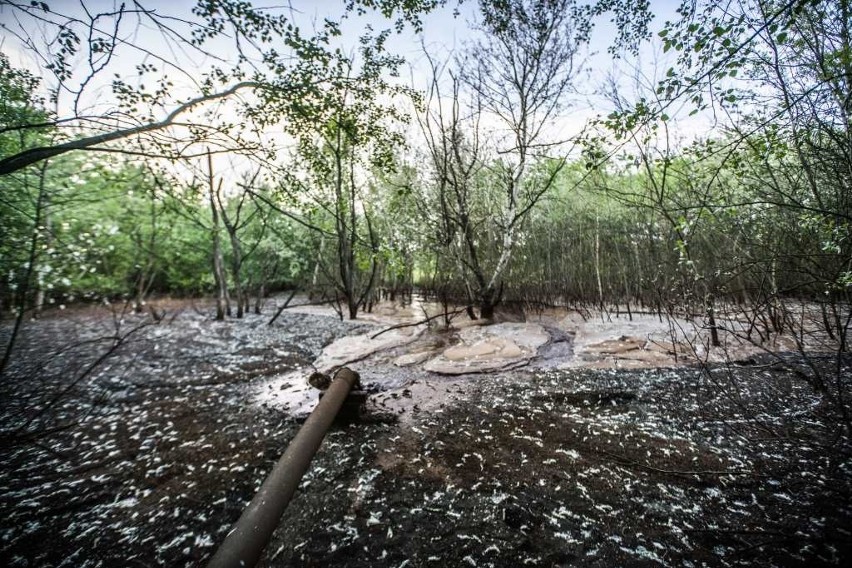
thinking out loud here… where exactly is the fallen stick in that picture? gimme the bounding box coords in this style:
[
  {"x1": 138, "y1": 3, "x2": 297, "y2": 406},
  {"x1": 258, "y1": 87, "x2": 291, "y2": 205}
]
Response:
[
  {"x1": 267, "y1": 289, "x2": 298, "y2": 325},
  {"x1": 370, "y1": 306, "x2": 470, "y2": 339}
]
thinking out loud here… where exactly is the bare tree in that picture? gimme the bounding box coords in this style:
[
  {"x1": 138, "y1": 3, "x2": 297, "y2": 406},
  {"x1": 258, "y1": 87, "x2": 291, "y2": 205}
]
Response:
[
  {"x1": 416, "y1": 0, "x2": 580, "y2": 318},
  {"x1": 216, "y1": 170, "x2": 265, "y2": 318},
  {"x1": 301, "y1": 106, "x2": 383, "y2": 321},
  {"x1": 415, "y1": 57, "x2": 487, "y2": 317}
]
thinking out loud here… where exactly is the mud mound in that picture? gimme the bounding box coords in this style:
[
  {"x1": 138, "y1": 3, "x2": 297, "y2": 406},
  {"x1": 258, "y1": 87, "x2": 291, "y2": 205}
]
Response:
[{"x1": 424, "y1": 323, "x2": 551, "y2": 375}]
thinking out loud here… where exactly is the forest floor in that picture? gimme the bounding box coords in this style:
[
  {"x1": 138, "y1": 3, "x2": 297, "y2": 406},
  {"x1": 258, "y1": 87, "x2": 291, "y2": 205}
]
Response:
[{"x1": 0, "y1": 296, "x2": 850, "y2": 567}]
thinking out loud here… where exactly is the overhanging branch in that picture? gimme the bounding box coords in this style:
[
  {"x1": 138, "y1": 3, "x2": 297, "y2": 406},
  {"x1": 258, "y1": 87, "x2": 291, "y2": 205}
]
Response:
[{"x1": 0, "y1": 81, "x2": 259, "y2": 176}]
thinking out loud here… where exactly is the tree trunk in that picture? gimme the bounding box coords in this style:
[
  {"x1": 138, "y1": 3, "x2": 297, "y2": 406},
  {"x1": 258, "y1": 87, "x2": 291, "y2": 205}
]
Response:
[
  {"x1": 595, "y1": 214, "x2": 604, "y2": 310},
  {"x1": 208, "y1": 152, "x2": 229, "y2": 321},
  {"x1": 479, "y1": 287, "x2": 496, "y2": 320},
  {"x1": 133, "y1": 189, "x2": 159, "y2": 313},
  {"x1": 254, "y1": 279, "x2": 265, "y2": 315},
  {"x1": 210, "y1": 221, "x2": 229, "y2": 320},
  {"x1": 227, "y1": 232, "x2": 244, "y2": 318},
  {"x1": 707, "y1": 298, "x2": 720, "y2": 347},
  {"x1": 34, "y1": 198, "x2": 51, "y2": 318}
]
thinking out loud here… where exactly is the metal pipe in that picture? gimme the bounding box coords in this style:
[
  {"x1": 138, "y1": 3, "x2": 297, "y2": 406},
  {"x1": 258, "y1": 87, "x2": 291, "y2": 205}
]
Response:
[{"x1": 207, "y1": 367, "x2": 360, "y2": 568}]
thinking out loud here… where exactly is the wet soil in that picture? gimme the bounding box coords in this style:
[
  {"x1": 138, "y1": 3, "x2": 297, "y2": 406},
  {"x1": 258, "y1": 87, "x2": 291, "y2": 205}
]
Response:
[{"x1": 0, "y1": 300, "x2": 850, "y2": 567}]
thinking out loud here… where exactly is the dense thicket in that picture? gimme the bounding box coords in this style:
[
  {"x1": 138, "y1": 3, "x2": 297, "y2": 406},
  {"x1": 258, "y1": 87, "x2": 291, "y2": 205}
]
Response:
[{"x1": 0, "y1": 0, "x2": 848, "y2": 334}]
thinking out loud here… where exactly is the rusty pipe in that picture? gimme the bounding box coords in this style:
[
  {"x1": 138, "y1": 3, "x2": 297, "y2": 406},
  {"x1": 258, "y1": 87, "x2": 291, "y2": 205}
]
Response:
[{"x1": 207, "y1": 367, "x2": 360, "y2": 568}]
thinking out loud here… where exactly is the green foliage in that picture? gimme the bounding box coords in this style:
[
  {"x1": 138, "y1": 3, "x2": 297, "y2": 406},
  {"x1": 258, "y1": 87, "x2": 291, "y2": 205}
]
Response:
[{"x1": 2, "y1": 1, "x2": 848, "y2": 320}]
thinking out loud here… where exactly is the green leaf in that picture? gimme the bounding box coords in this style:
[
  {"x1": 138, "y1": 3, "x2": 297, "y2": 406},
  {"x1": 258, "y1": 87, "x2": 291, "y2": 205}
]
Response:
[{"x1": 776, "y1": 32, "x2": 787, "y2": 43}]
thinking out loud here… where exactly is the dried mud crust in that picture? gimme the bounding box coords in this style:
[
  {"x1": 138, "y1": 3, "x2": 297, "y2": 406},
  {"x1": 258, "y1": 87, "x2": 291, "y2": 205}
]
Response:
[{"x1": 265, "y1": 365, "x2": 851, "y2": 567}]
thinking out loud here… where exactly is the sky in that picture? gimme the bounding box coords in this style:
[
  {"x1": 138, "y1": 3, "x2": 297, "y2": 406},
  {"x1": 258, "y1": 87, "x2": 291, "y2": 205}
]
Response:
[{"x1": 0, "y1": 0, "x2": 710, "y2": 182}]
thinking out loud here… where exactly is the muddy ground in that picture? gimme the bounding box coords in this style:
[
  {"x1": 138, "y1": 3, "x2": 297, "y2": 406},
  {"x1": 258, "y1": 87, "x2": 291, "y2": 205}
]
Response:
[{"x1": 0, "y1": 298, "x2": 850, "y2": 567}]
